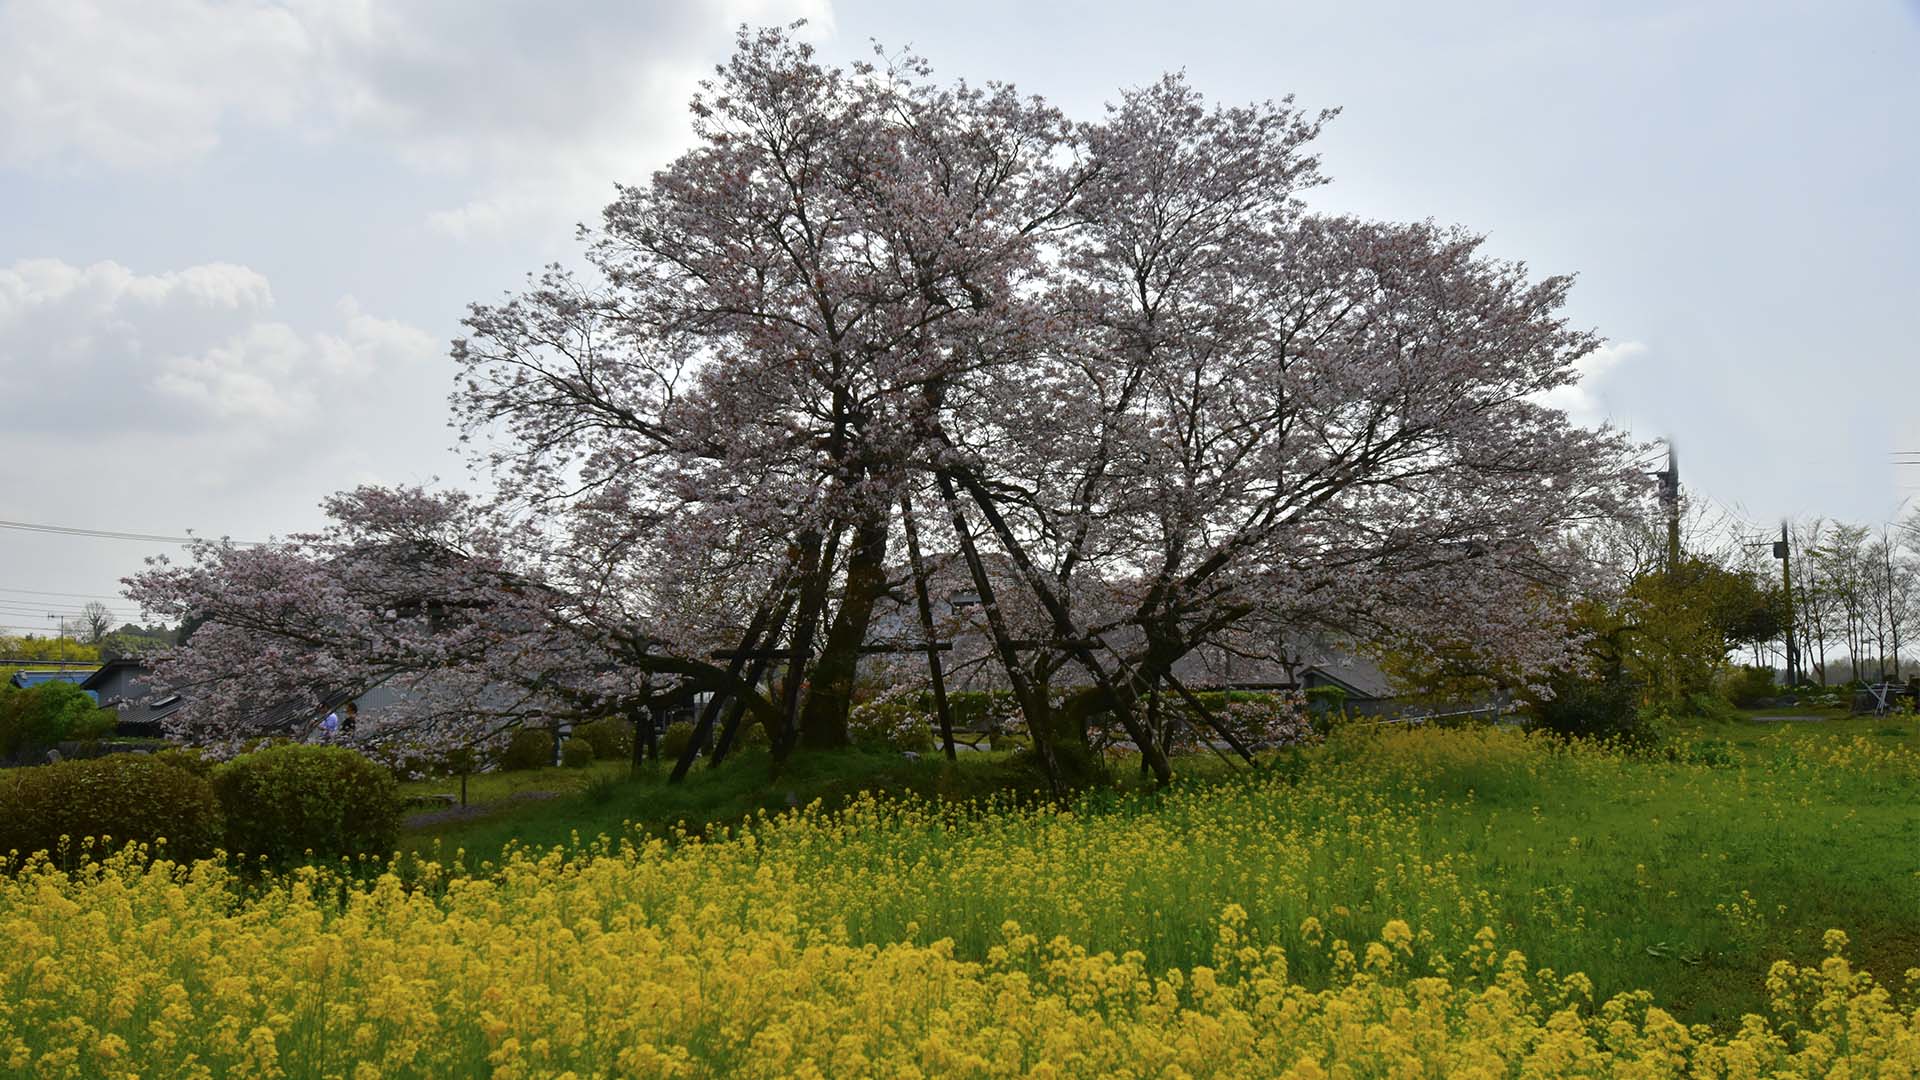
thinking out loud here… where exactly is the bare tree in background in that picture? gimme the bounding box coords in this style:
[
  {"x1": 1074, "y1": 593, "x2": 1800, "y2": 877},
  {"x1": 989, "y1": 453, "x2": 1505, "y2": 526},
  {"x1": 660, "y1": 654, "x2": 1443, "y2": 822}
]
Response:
[{"x1": 77, "y1": 601, "x2": 114, "y2": 646}]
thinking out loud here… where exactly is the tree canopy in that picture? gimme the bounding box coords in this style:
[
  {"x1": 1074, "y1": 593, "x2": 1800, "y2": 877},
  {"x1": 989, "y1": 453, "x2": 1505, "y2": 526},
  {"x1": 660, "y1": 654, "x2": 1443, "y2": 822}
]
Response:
[{"x1": 130, "y1": 26, "x2": 1642, "y2": 785}]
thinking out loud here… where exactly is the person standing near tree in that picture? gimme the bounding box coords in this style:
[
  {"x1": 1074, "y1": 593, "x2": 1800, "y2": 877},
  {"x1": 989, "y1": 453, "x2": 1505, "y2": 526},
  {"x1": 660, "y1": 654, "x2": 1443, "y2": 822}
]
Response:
[
  {"x1": 343, "y1": 701, "x2": 358, "y2": 735},
  {"x1": 319, "y1": 708, "x2": 340, "y2": 740}
]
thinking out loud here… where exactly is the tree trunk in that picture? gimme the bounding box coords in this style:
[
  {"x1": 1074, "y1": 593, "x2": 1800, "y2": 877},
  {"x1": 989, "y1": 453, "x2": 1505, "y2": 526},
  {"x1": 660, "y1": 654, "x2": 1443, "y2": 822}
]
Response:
[
  {"x1": 797, "y1": 513, "x2": 891, "y2": 750},
  {"x1": 631, "y1": 705, "x2": 656, "y2": 767},
  {"x1": 773, "y1": 528, "x2": 838, "y2": 761}
]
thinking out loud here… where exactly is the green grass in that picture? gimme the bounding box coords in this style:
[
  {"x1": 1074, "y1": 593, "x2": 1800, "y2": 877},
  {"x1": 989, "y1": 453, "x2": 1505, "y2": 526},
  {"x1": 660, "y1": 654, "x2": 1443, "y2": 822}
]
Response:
[
  {"x1": 400, "y1": 746, "x2": 1069, "y2": 859},
  {"x1": 1712, "y1": 704, "x2": 1920, "y2": 750},
  {"x1": 387, "y1": 722, "x2": 1920, "y2": 1029},
  {"x1": 399, "y1": 758, "x2": 628, "y2": 808}
]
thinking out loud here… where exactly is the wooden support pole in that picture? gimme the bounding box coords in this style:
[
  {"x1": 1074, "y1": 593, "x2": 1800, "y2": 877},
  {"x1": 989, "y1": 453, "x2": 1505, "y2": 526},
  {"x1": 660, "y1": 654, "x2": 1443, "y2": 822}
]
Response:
[
  {"x1": 1160, "y1": 669, "x2": 1257, "y2": 765},
  {"x1": 934, "y1": 470, "x2": 1063, "y2": 793},
  {"x1": 710, "y1": 591, "x2": 797, "y2": 768},
  {"x1": 901, "y1": 489, "x2": 958, "y2": 762},
  {"x1": 945, "y1": 465, "x2": 1171, "y2": 785},
  {"x1": 670, "y1": 601, "x2": 776, "y2": 784}
]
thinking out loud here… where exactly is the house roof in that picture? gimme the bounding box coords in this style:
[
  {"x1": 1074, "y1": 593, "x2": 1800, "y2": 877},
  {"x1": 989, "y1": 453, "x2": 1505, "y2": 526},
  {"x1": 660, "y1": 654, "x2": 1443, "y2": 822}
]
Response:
[
  {"x1": 8, "y1": 669, "x2": 98, "y2": 690},
  {"x1": 1300, "y1": 654, "x2": 1396, "y2": 700},
  {"x1": 80, "y1": 657, "x2": 146, "y2": 691}
]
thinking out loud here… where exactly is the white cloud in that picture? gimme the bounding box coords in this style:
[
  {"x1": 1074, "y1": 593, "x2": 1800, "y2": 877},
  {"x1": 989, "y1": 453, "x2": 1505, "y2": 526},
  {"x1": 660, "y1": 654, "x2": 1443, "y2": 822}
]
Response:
[
  {"x1": 0, "y1": 0, "x2": 833, "y2": 235},
  {"x1": 0, "y1": 257, "x2": 433, "y2": 428},
  {"x1": 1534, "y1": 340, "x2": 1645, "y2": 427},
  {"x1": 0, "y1": 255, "x2": 458, "y2": 597},
  {"x1": 0, "y1": 0, "x2": 317, "y2": 168}
]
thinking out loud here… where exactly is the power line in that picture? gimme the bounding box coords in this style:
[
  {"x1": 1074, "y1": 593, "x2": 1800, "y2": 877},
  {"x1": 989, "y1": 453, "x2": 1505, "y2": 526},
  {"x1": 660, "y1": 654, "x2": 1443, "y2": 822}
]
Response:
[
  {"x1": 0, "y1": 607, "x2": 142, "y2": 621},
  {"x1": 0, "y1": 592, "x2": 136, "y2": 605},
  {"x1": 0, "y1": 586, "x2": 130, "y2": 601},
  {"x1": 0, "y1": 595, "x2": 138, "y2": 609},
  {"x1": 0, "y1": 601, "x2": 154, "y2": 619},
  {"x1": 0, "y1": 518, "x2": 265, "y2": 546}
]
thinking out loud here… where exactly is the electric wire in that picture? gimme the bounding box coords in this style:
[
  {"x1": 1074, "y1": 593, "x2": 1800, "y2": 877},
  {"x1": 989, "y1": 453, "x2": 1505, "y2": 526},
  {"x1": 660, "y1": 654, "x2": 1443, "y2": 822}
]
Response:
[{"x1": 0, "y1": 519, "x2": 265, "y2": 546}]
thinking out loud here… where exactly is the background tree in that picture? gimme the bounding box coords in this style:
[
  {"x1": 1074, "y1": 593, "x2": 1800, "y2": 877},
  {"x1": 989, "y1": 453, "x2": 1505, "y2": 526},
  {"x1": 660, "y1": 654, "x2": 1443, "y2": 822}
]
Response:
[
  {"x1": 73, "y1": 602, "x2": 114, "y2": 646},
  {"x1": 1619, "y1": 556, "x2": 1780, "y2": 707},
  {"x1": 0, "y1": 635, "x2": 97, "y2": 664},
  {"x1": 1790, "y1": 518, "x2": 1836, "y2": 684}
]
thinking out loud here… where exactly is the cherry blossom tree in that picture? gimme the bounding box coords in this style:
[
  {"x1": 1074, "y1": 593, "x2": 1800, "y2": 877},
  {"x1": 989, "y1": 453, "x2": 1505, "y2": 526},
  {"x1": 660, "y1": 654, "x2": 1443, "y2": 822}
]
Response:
[
  {"x1": 920, "y1": 77, "x2": 1642, "y2": 781},
  {"x1": 133, "y1": 25, "x2": 1644, "y2": 786},
  {"x1": 454, "y1": 26, "x2": 1082, "y2": 755},
  {"x1": 125, "y1": 486, "x2": 784, "y2": 759}
]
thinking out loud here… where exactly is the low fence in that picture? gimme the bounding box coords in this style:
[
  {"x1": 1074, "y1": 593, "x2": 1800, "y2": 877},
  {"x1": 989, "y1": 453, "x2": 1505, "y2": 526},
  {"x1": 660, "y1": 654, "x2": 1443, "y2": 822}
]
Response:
[
  {"x1": 0, "y1": 740, "x2": 164, "y2": 769},
  {"x1": 1361, "y1": 704, "x2": 1509, "y2": 728},
  {"x1": 1850, "y1": 683, "x2": 1920, "y2": 716}
]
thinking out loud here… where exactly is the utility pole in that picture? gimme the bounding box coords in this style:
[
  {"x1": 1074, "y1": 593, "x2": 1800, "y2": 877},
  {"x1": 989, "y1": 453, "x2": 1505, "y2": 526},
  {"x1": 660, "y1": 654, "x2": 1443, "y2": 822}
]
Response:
[
  {"x1": 1653, "y1": 443, "x2": 1681, "y2": 570},
  {"x1": 1774, "y1": 521, "x2": 1798, "y2": 687},
  {"x1": 1885, "y1": 526, "x2": 1903, "y2": 682}
]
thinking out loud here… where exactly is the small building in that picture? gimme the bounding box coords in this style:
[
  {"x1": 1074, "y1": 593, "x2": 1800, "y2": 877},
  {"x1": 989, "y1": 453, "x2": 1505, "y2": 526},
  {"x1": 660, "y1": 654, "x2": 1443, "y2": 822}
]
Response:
[
  {"x1": 8, "y1": 668, "x2": 100, "y2": 701},
  {"x1": 1297, "y1": 655, "x2": 1402, "y2": 716},
  {"x1": 79, "y1": 659, "x2": 182, "y2": 735}
]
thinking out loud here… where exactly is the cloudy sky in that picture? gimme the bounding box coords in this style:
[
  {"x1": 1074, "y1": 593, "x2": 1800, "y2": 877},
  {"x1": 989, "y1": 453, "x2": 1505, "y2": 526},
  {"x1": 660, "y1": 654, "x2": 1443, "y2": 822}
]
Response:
[{"x1": 2, "y1": 0, "x2": 1916, "y2": 631}]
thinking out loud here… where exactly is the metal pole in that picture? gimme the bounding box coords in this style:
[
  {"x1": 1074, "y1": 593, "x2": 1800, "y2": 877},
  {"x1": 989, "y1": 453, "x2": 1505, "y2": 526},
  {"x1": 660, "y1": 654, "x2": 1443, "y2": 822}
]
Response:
[
  {"x1": 1778, "y1": 521, "x2": 1798, "y2": 687},
  {"x1": 1660, "y1": 447, "x2": 1681, "y2": 570}
]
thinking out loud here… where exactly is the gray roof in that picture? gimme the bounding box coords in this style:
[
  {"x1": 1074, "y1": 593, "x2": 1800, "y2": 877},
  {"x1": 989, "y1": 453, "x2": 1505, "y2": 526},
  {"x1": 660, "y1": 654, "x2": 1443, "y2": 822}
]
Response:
[
  {"x1": 1300, "y1": 654, "x2": 1397, "y2": 700},
  {"x1": 79, "y1": 658, "x2": 186, "y2": 727}
]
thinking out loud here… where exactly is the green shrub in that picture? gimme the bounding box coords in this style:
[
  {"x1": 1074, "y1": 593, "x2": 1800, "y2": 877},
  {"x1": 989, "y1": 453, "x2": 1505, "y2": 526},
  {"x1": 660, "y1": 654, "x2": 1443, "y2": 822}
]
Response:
[
  {"x1": 0, "y1": 682, "x2": 119, "y2": 759},
  {"x1": 573, "y1": 717, "x2": 631, "y2": 761},
  {"x1": 1719, "y1": 665, "x2": 1778, "y2": 708},
  {"x1": 497, "y1": 727, "x2": 555, "y2": 771},
  {"x1": 1303, "y1": 686, "x2": 1350, "y2": 736},
  {"x1": 211, "y1": 744, "x2": 400, "y2": 865},
  {"x1": 67, "y1": 706, "x2": 117, "y2": 743},
  {"x1": 561, "y1": 738, "x2": 597, "y2": 768},
  {"x1": 1524, "y1": 667, "x2": 1657, "y2": 748},
  {"x1": 923, "y1": 690, "x2": 1025, "y2": 734},
  {"x1": 659, "y1": 721, "x2": 698, "y2": 761},
  {"x1": 148, "y1": 746, "x2": 214, "y2": 776},
  {"x1": 727, "y1": 718, "x2": 770, "y2": 749},
  {"x1": 0, "y1": 753, "x2": 222, "y2": 864},
  {"x1": 1680, "y1": 691, "x2": 1744, "y2": 724}
]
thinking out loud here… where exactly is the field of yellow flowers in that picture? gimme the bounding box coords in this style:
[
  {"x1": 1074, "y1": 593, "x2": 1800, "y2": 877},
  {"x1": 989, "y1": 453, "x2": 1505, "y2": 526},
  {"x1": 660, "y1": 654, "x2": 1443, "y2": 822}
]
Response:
[{"x1": 3, "y1": 725, "x2": 1918, "y2": 1078}]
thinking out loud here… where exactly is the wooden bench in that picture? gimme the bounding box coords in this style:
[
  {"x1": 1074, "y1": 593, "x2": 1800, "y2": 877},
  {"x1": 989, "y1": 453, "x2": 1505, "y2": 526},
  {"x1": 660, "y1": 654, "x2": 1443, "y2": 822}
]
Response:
[{"x1": 948, "y1": 729, "x2": 995, "y2": 751}]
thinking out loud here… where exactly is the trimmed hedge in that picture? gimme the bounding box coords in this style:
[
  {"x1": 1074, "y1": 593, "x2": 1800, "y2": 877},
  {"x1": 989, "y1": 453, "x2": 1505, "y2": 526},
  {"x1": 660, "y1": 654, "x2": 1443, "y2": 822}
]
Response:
[
  {"x1": 211, "y1": 744, "x2": 400, "y2": 865},
  {"x1": 498, "y1": 728, "x2": 555, "y2": 771},
  {"x1": 573, "y1": 718, "x2": 631, "y2": 761},
  {"x1": 659, "y1": 721, "x2": 698, "y2": 762},
  {"x1": 561, "y1": 739, "x2": 597, "y2": 768},
  {"x1": 0, "y1": 754, "x2": 222, "y2": 864}
]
